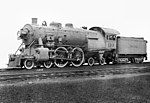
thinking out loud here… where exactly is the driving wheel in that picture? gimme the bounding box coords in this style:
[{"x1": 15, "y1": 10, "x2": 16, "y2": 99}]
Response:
[
  {"x1": 71, "y1": 47, "x2": 84, "y2": 67},
  {"x1": 54, "y1": 47, "x2": 68, "y2": 68}
]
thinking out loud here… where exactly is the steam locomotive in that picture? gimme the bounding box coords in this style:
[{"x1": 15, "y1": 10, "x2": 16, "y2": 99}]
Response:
[{"x1": 8, "y1": 18, "x2": 147, "y2": 69}]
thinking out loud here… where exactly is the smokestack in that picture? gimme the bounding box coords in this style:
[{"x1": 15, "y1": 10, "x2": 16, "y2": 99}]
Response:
[{"x1": 32, "y1": 18, "x2": 38, "y2": 25}]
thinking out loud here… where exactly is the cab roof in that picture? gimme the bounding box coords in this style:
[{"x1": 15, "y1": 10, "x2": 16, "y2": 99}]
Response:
[{"x1": 89, "y1": 27, "x2": 120, "y2": 35}]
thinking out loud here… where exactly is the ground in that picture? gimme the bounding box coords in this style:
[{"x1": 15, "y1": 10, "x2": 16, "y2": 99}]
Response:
[{"x1": 0, "y1": 73, "x2": 150, "y2": 103}]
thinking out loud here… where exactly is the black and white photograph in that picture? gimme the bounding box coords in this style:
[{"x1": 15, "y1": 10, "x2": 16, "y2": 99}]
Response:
[{"x1": 0, "y1": 0, "x2": 150, "y2": 102}]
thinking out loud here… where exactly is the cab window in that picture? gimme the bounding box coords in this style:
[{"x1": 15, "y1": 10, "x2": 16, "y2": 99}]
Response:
[{"x1": 106, "y1": 35, "x2": 116, "y2": 40}]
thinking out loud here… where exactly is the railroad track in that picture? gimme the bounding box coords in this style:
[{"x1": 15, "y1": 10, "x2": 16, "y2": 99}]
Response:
[{"x1": 0, "y1": 62, "x2": 150, "y2": 82}]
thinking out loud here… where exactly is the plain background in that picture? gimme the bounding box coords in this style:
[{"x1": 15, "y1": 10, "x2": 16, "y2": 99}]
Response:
[{"x1": 0, "y1": 0, "x2": 149, "y2": 67}]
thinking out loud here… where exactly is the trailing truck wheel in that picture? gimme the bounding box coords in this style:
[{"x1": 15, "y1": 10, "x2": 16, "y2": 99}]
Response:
[
  {"x1": 88, "y1": 57, "x2": 95, "y2": 66},
  {"x1": 105, "y1": 59, "x2": 110, "y2": 64},
  {"x1": 24, "y1": 59, "x2": 34, "y2": 70},
  {"x1": 43, "y1": 61, "x2": 53, "y2": 69},
  {"x1": 99, "y1": 57, "x2": 105, "y2": 65},
  {"x1": 54, "y1": 47, "x2": 68, "y2": 68},
  {"x1": 71, "y1": 47, "x2": 84, "y2": 67}
]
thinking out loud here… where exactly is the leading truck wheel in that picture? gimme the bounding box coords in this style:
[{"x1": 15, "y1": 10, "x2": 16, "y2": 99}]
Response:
[
  {"x1": 54, "y1": 47, "x2": 68, "y2": 68},
  {"x1": 43, "y1": 61, "x2": 53, "y2": 69},
  {"x1": 88, "y1": 57, "x2": 95, "y2": 66},
  {"x1": 71, "y1": 47, "x2": 84, "y2": 67},
  {"x1": 24, "y1": 59, "x2": 34, "y2": 70}
]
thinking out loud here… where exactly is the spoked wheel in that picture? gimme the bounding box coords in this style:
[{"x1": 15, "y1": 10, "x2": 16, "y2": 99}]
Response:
[
  {"x1": 99, "y1": 57, "x2": 105, "y2": 65},
  {"x1": 88, "y1": 57, "x2": 95, "y2": 66},
  {"x1": 43, "y1": 60, "x2": 53, "y2": 68},
  {"x1": 54, "y1": 47, "x2": 68, "y2": 68},
  {"x1": 71, "y1": 47, "x2": 84, "y2": 67},
  {"x1": 24, "y1": 59, "x2": 34, "y2": 70}
]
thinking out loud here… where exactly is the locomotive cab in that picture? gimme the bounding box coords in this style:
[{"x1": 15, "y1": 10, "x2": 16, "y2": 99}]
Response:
[{"x1": 89, "y1": 27, "x2": 120, "y2": 64}]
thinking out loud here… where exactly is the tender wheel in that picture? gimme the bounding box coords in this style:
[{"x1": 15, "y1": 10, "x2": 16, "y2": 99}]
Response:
[
  {"x1": 130, "y1": 58, "x2": 135, "y2": 63},
  {"x1": 24, "y1": 59, "x2": 34, "y2": 70},
  {"x1": 71, "y1": 47, "x2": 84, "y2": 67},
  {"x1": 54, "y1": 47, "x2": 68, "y2": 68},
  {"x1": 88, "y1": 57, "x2": 95, "y2": 66},
  {"x1": 43, "y1": 61, "x2": 53, "y2": 68},
  {"x1": 139, "y1": 58, "x2": 144, "y2": 63}
]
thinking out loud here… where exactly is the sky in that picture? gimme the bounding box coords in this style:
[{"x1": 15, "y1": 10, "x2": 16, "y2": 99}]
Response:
[{"x1": 0, "y1": 0, "x2": 150, "y2": 67}]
